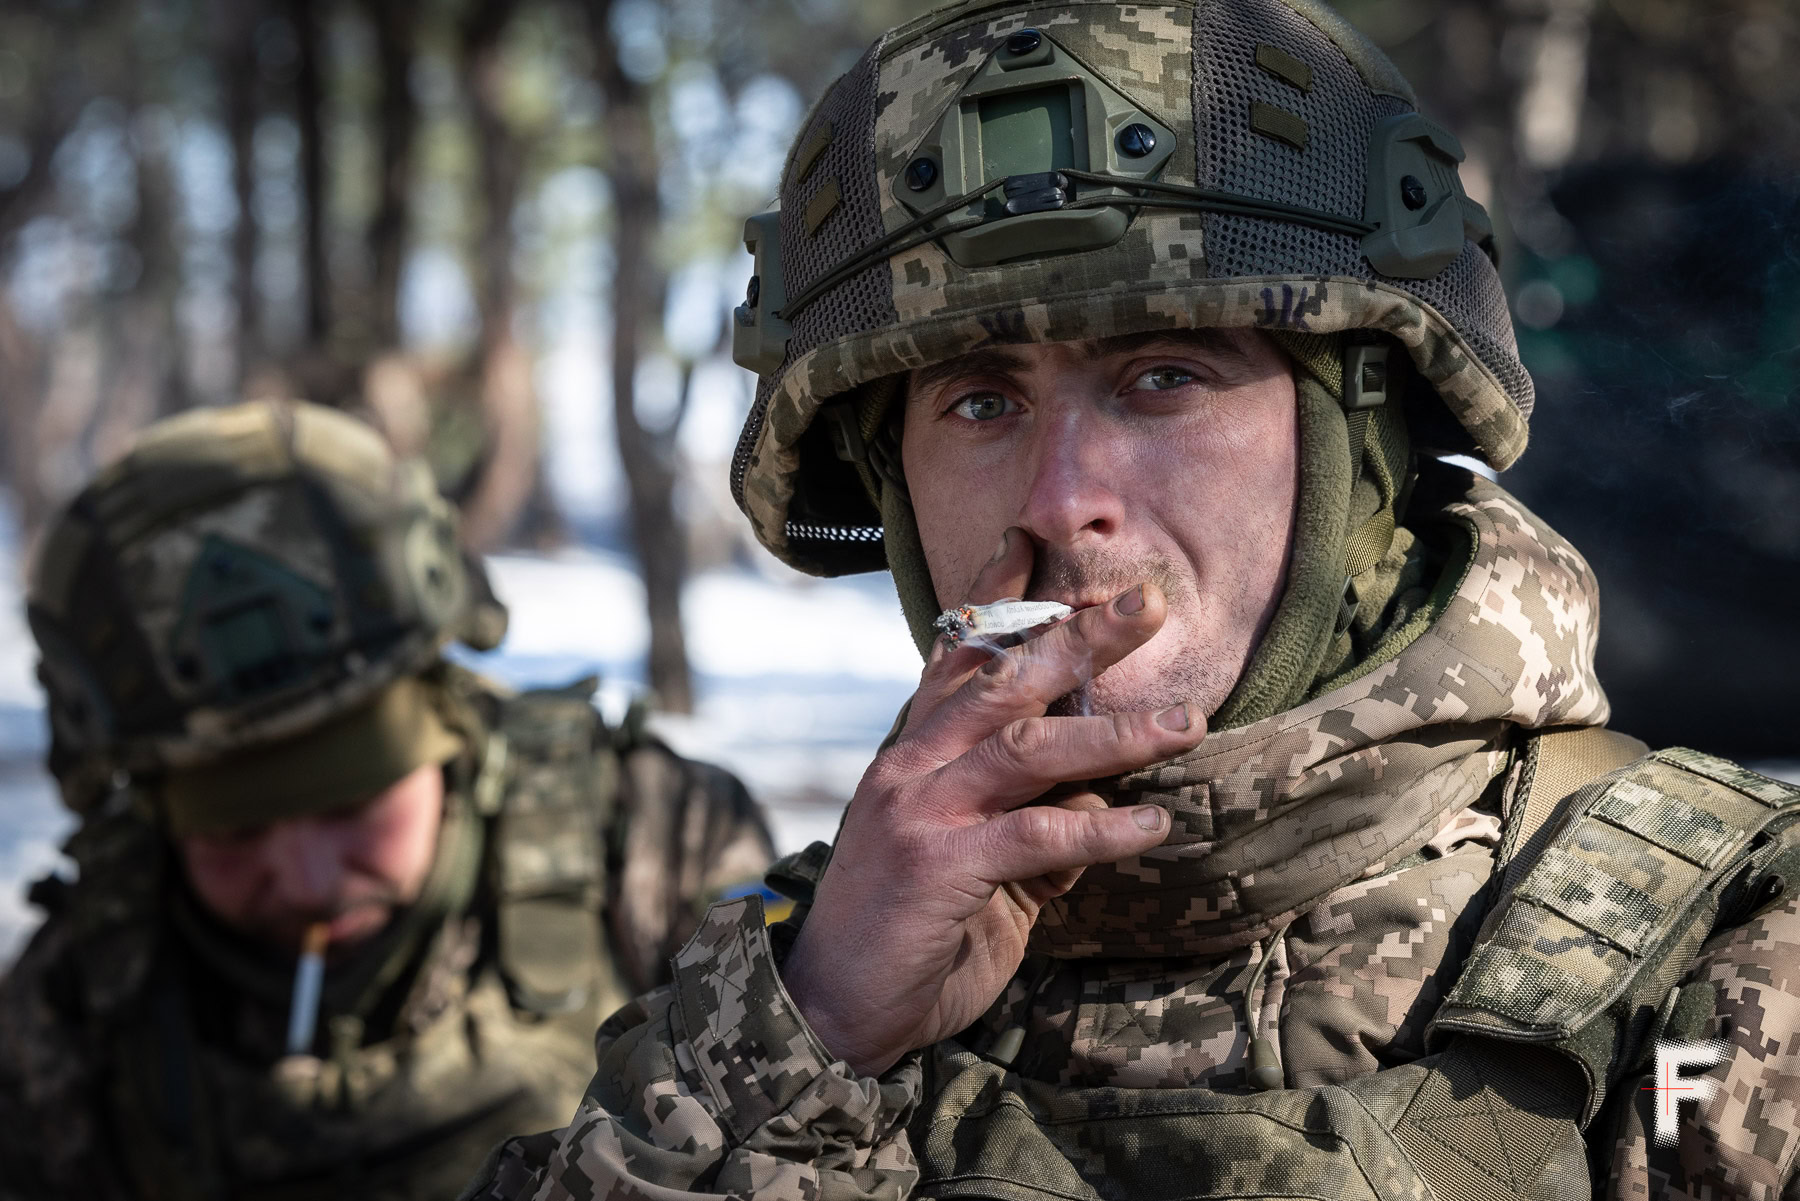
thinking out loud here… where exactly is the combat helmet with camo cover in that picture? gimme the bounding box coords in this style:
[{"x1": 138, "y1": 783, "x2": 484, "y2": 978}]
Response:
[
  {"x1": 27, "y1": 398, "x2": 508, "y2": 814},
  {"x1": 728, "y1": 0, "x2": 1520, "y2": 580}
]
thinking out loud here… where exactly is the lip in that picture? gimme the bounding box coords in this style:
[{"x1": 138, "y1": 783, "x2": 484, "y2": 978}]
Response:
[{"x1": 284, "y1": 906, "x2": 389, "y2": 951}]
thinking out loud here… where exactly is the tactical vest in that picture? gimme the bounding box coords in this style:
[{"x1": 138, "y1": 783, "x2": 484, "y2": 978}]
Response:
[
  {"x1": 54, "y1": 682, "x2": 644, "y2": 1201},
  {"x1": 780, "y1": 730, "x2": 1800, "y2": 1201}
]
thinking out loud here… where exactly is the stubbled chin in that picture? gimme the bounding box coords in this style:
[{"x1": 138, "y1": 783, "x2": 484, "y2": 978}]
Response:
[{"x1": 1048, "y1": 639, "x2": 1239, "y2": 720}]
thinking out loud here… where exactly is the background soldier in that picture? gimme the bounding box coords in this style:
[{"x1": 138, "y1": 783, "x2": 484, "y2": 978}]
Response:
[
  {"x1": 468, "y1": 2, "x2": 1800, "y2": 1199},
  {"x1": 0, "y1": 399, "x2": 774, "y2": 1199}
]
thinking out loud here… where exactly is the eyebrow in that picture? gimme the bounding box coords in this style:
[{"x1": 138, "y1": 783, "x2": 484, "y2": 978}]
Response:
[
  {"x1": 1090, "y1": 328, "x2": 1250, "y2": 365},
  {"x1": 907, "y1": 329, "x2": 1253, "y2": 400},
  {"x1": 908, "y1": 347, "x2": 1033, "y2": 398}
]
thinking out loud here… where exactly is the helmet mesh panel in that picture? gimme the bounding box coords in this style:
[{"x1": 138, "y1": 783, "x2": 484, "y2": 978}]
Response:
[
  {"x1": 1194, "y1": 0, "x2": 1393, "y2": 274},
  {"x1": 1201, "y1": 0, "x2": 1383, "y2": 213},
  {"x1": 1194, "y1": 0, "x2": 1534, "y2": 422},
  {"x1": 737, "y1": 43, "x2": 898, "y2": 522},
  {"x1": 1412, "y1": 240, "x2": 1536, "y2": 421},
  {"x1": 778, "y1": 40, "x2": 896, "y2": 364}
]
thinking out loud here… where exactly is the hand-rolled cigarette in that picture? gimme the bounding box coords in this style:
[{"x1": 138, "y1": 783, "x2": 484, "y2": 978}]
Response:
[
  {"x1": 285, "y1": 922, "x2": 330, "y2": 1056},
  {"x1": 933, "y1": 600, "x2": 1072, "y2": 649}
]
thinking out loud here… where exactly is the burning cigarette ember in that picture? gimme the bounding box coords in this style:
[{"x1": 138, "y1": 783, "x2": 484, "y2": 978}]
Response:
[
  {"x1": 285, "y1": 922, "x2": 330, "y2": 1056},
  {"x1": 934, "y1": 600, "x2": 1072, "y2": 650}
]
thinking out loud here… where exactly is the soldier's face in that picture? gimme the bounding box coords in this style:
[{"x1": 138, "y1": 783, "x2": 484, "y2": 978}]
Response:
[
  {"x1": 903, "y1": 329, "x2": 1298, "y2": 717},
  {"x1": 175, "y1": 763, "x2": 445, "y2": 952}
]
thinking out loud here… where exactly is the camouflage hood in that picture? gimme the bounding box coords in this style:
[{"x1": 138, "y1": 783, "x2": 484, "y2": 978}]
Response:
[{"x1": 1031, "y1": 466, "x2": 1609, "y2": 958}]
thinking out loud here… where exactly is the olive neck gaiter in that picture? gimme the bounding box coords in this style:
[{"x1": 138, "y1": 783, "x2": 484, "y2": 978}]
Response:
[{"x1": 1029, "y1": 465, "x2": 1611, "y2": 958}]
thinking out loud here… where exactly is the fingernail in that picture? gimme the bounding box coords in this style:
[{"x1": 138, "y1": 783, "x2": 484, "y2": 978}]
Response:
[
  {"x1": 1133, "y1": 806, "x2": 1166, "y2": 832},
  {"x1": 989, "y1": 529, "x2": 1011, "y2": 563},
  {"x1": 1156, "y1": 703, "x2": 1190, "y2": 731},
  {"x1": 1114, "y1": 584, "x2": 1144, "y2": 615}
]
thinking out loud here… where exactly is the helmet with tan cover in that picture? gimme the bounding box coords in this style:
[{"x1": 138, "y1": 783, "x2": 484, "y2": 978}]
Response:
[
  {"x1": 729, "y1": 0, "x2": 1525, "y2": 579},
  {"x1": 27, "y1": 399, "x2": 507, "y2": 817}
]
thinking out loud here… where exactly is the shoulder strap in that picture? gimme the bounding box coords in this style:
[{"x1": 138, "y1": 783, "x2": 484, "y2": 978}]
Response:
[
  {"x1": 1496, "y1": 725, "x2": 1649, "y2": 894},
  {"x1": 488, "y1": 683, "x2": 621, "y2": 1017},
  {"x1": 1432, "y1": 745, "x2": 1800, "y2": 1124}
]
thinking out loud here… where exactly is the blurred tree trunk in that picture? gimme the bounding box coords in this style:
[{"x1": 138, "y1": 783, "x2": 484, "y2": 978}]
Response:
[
  {"x1": 220, "y1": 0, "x2": 263, "y2": 395},
  {"x1": 0, "y1": 7, "x2": 88, "y2": 545},
  {"x1": 0, "y1": 293, "x2": 50, "y2": 542},
  {"x1": 456, "y1": 0, "x2": 556, "y2": 550},
  {"x1": 362, "y1": 0, "x2": 416, "y2": 350},
  {"x1": 93, "y1": 115, "x2": 182, "y2": 461},
  {"x1": 588, "y1": 0, "x2": 694, "y2": 714},
  {"x1": 289, "y1": 0, "x2": 330, "y2": 356}
]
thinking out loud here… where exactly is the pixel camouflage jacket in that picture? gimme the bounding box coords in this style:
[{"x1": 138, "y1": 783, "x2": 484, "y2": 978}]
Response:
[{"x1": 465, "y1": 472, "x2": 1800, "y2": 1201}]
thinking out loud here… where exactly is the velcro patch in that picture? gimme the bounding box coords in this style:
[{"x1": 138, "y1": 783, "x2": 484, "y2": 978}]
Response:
[
  {"x1": 1249, "y1": 102, "x2": 1308, "y2": 150},
  {"x1": 804, "y1": 177, "x2": 841, "y2": 234},
  {"x1": 1254, "y1": 44, "x2": 1313, "y2": 92},
  {"x1": 793, "y1": 120, "x2": 833, "y2": 185}
]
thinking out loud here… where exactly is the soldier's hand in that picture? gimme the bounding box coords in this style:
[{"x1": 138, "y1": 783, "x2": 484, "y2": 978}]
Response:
[{"x1": 781, "y1": 528, "x2": 1203, "y2": 1076}]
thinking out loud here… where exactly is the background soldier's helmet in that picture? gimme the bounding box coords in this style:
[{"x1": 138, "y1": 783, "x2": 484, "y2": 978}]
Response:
[
  {"x1": 729, "y1": 0, "x2": 1525, "y2": 576},
  {"x1": 27, "y1": 399, "x2": 507, "y2": 814}
]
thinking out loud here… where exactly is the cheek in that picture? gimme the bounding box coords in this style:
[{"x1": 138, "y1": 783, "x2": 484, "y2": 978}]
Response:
[
  {"x1": 903, "y1": 430, "x2": 1021, "y2": 608},
  {"x1": 345, "y1": 770, "x2": 444, "y2": 892},
  {"x1": 1156, "y1": 386, "x2": 1299, "y2": 612},
  {"x1": 911, "y1": 494, "x2": 1008, "y2": 609},
  {"x1": 178, "y1": 841, "x2": 267, "y2": 912}
]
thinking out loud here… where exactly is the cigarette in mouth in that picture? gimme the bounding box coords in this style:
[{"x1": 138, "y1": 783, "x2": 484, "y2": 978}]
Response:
[
  {"x1": 934, "y1": 600, "x2": 1072, "y2": 649},
  {"x1": 285, "y1": 922, "x2": 329, "y2": 1055}
]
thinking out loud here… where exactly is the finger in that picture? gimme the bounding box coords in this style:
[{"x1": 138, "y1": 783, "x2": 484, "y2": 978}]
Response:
[
  {"x1": 932, "y1": 702, "x2": 1205, "y2": 815},
  {"x1": 907, "y1": 527, "x2": 1036, "y2": 725},
  {"x1": 956, "y1": 797, "x2": 1170, "y2": 885},
  {"x1": 1014, "y1": 792, "x2": 1113, "y2": 903},
  {"x1": 907, "y1": 582, "x2": 1169, "y2": 760},
  {"x1": 905, "y1": 646, "x2": 977, "y2": 739}
]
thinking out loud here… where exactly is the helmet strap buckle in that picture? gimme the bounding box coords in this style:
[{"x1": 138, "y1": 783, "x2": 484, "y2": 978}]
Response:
[{"x1": 1342, "y1": 343, "x2": 1391, "y2": 411}]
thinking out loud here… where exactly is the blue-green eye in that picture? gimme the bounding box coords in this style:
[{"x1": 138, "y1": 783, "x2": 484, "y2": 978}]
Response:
[
  {"x1": 950, "y1": 392, "x2": 1013, "y2": 421},
  {"x1": 1135, "y1": 366, "x2": 1195, "y2": 391}
]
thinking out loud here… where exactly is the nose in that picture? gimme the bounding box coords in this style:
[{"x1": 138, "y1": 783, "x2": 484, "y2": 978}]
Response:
[
  {"x1": 263, "y1": 819, "x2": 346, "y2": 913},
  {"x1": 1014, "y1": 405, "x2": 1126, "y2": 549}
]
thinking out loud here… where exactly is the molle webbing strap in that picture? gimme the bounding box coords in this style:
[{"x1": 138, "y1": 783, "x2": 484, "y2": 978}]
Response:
[{"x1": 1432, "y1": 747, "x2": 1800, "y2": 1123}]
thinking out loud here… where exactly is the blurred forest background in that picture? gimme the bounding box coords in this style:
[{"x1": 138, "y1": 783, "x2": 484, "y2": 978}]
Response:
[{"x1": 0, "y1": 0, "x2": 1794, "y2": 755}]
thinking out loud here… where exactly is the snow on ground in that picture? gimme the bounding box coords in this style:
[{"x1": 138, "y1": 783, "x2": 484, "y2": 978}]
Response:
[
  {"x1": 0, "y1": 549, "x2": 921, "y2": 962},
  {"x1": 460, "y1": 549, "x2": 919, "y2": 857}
]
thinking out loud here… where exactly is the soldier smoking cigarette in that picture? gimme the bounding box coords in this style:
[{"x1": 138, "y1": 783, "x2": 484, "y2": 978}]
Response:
[
  {"x1": 286, "y1": 922, "x2": 330, "y2": 1055},
  {"x1": 933, "y1": 600, "x2": 1072, "y2": 651}
]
